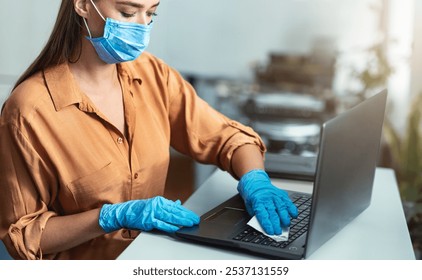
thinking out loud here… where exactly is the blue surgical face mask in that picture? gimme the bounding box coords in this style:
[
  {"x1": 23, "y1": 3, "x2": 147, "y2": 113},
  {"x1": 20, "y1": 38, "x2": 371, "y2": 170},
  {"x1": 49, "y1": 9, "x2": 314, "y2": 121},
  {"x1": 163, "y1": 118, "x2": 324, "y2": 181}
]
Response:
[{"x1": 83, "y1": 0, "x2": 153, "y2": 64}]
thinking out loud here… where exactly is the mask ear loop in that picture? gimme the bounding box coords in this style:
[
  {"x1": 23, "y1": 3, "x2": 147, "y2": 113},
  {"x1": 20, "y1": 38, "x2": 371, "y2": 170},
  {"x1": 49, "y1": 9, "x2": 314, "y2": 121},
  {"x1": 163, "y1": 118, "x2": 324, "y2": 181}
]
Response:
[
  {"x1": 82, "y1": 17, "x2": 93, "y2": 38},
  {"x1": 89, "y1": 0, "x2": 106, "y2": 21},
  {"x1": 83, "y1": 0, "x2": 106, "y2": 39}
]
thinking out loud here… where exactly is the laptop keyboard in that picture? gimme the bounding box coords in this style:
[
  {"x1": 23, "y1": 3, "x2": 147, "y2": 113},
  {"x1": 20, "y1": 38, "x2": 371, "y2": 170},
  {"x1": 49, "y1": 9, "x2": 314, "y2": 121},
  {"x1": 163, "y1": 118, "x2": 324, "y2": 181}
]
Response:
[{"x1": 232, "y1": 194, "x2": 312, "y2": 249}]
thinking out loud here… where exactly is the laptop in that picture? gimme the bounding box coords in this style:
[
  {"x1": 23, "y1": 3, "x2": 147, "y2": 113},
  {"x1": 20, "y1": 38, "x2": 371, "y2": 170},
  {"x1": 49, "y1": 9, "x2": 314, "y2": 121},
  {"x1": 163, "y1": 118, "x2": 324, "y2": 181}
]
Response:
[{"x1": 175, "y1": 89, "x2": 388, "y2": 259}]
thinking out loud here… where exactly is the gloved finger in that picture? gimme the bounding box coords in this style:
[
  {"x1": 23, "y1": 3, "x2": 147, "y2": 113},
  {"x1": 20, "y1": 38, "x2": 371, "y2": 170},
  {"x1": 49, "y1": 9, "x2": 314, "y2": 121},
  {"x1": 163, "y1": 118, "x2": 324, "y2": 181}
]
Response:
[
  {"x1": 279, "y1": 195, "x2": 298, "y2": 218},
  {"x1": 287, "y1": 203, "x2": 298, "y2": 218},
  {"x1": 160, "y1": 210, "x2": 200, "y2": 227},
  {"x1": 159, "y1": 203, "x2": 200, "y2": 226},
  {"x1": 152, "y1": 219, "x2": 181, "y2": 233},
  {"x1": 245, "y1": 203, "x2": 254, "y2": 217},
  {"x1": 274, "y1": 196, "x2": 292, "y2": 227},
  {"x1": 154, "y1": 197, "x2": 200, "y2": 224},
  {"x1": 266, "y1": 201, "x2": 282, "y2": 235},
  {"x1": 172, "y1": 204, "x2": 200, "y2": 224},
  {"x1": 254, "y1": 202, "x2": 275, "y2": 235}
]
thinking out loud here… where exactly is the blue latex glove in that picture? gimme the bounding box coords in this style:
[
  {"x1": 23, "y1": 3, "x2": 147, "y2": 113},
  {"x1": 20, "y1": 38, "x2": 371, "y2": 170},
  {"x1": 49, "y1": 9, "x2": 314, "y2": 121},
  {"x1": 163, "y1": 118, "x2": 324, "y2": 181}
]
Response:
[
  {"x1": 237, "y1": 169, "x2": 298, "y2": 235},
  {"x1": 98, "y1": 196, "x2": 200, "y2": 233}
]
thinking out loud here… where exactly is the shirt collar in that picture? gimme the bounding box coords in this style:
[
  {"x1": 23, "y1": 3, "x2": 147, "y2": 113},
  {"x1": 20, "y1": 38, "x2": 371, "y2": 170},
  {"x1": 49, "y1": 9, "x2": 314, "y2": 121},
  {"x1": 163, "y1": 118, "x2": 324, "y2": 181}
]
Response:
[
  {"x1": 44, "y1": 63, "x2": 87, "y2": 112},
  {"x1": 43, "y1": 61, "x2": 142, "y2": 112},
  {"x1": 118, "y1": 61, "x2": 142, "y2": 86}
]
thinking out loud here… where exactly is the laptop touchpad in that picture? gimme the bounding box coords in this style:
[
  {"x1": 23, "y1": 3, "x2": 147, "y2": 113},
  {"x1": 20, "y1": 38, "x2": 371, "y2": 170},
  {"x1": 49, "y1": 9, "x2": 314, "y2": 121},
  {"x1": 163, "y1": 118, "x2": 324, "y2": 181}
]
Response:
[{"x1": 204, "y1": 207, "x2": 248, "y2": 225}]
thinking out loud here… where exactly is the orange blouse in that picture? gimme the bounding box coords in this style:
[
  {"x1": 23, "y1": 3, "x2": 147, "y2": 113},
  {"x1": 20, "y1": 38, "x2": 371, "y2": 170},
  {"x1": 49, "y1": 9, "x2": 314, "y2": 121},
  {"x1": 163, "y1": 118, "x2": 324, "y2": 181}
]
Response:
[{"x1": 0, "y1": 52, "x2": 265, "y2": 260}]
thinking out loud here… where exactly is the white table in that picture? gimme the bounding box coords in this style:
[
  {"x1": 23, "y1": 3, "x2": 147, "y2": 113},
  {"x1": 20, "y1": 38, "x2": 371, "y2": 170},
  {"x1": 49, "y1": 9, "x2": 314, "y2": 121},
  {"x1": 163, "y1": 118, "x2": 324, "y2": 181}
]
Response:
[{"x1": 118, "y1": 167, "x2": 415, "y2": 260}]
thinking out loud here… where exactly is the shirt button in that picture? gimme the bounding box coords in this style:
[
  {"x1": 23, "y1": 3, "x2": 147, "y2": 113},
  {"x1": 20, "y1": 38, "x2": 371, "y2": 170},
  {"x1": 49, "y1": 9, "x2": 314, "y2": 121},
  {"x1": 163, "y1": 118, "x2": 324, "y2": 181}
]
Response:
[
  {"x1": 134, "y1": 173, "x2": 139, "y2": 179},
  {"x1": 117, "y1": 137, "x2": 123, "y2": 144}
]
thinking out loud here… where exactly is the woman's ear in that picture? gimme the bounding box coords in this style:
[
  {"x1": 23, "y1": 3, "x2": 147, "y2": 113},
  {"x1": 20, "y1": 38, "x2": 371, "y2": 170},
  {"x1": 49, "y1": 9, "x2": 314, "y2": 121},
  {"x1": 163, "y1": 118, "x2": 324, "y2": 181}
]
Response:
[{"x1": 74, "y1": 0, "x2": 89, "y2": 18}]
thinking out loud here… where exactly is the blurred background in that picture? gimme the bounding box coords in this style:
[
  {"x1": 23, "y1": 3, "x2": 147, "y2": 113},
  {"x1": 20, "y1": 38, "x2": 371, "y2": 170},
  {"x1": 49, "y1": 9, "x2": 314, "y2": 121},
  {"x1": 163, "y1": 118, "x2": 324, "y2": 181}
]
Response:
[{"x1": 0, "y1": 0, "x2": 421, "y2": 259}]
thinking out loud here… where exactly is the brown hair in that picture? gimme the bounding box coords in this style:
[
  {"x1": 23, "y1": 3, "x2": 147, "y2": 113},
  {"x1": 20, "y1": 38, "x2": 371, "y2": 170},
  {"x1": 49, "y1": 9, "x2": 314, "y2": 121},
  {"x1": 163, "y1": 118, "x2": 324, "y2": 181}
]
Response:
[{"x1": 13, "y1": 1, "x2": 83, "y2": 89}]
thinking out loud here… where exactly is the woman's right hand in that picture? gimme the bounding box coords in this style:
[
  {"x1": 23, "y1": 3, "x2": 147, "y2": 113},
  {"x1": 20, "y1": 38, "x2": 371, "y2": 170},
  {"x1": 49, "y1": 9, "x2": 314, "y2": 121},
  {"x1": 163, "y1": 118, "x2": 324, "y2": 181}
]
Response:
[{"x1": 98, "y1": 196, "x2": 200, "y2": 233}]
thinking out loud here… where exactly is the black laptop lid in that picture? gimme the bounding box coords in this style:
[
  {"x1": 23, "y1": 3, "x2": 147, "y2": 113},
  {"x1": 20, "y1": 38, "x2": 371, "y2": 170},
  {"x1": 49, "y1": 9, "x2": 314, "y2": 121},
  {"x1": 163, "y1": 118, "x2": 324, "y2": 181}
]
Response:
[{"x1": 304, "y1": 90, "x2": 387, "y2": 258}]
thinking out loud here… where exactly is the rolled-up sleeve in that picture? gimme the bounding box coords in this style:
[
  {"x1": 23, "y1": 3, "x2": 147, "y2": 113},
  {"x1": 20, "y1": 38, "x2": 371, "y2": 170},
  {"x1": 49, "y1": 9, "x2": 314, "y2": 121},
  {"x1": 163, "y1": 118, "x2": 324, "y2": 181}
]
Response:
[
  {"x1": 0, "y1": 121, "x2": 57, "y2": 260},
  {"x1": 166, "y1": 66, "x2": 266, "y2": 177}
]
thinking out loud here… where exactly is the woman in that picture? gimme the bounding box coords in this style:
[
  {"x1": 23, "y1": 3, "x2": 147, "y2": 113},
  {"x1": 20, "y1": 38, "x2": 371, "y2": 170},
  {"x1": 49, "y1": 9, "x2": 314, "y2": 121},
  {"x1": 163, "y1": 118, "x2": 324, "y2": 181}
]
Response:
[{"x1": 0, "y1": 0, "x2": 297, "y2": 259}]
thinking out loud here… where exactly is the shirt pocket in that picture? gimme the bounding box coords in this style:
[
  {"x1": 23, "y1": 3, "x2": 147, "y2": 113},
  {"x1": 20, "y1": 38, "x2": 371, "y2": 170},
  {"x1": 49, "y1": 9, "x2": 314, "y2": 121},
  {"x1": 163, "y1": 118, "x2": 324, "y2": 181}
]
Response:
[{"x1": 62, "y1": 161, "x2": 128, "y2": 213}]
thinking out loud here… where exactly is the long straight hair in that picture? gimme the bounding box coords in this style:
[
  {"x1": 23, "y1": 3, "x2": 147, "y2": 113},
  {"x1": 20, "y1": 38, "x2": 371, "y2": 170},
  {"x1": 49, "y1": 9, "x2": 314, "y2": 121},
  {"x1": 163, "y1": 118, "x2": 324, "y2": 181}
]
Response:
[{"x1": 13, "y1": 1, "x2": 83, "y2": 90}]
